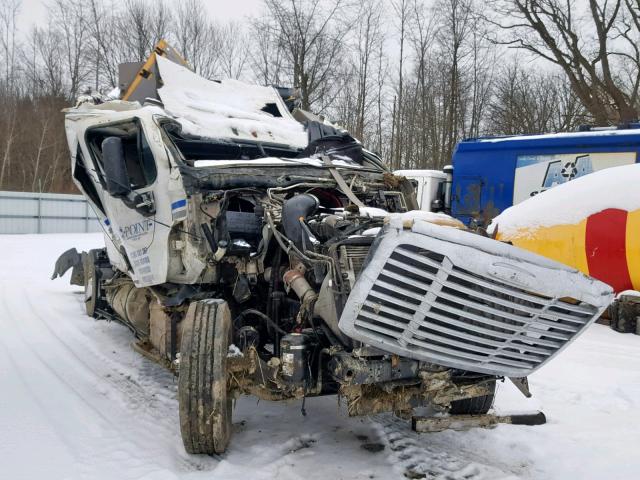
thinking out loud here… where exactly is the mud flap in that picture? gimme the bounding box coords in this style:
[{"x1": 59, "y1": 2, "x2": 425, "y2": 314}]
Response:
[{"x1": 51, "y1": 248, "x2": 85, "y2": 286}]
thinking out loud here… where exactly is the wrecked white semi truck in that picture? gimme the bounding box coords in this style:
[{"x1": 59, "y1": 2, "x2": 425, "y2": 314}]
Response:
[{"x1": 53, "y1": 49, "x2": 614, "y2": 455}]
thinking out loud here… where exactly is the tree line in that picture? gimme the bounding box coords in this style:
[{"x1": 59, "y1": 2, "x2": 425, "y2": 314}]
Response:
[{"x1": 0, "y1": 0, "x2": 638, "y2": 192}]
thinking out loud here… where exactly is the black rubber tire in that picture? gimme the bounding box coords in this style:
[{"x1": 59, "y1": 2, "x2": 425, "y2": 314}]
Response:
[
  {"x1": 178, "y1": 299, "x2": 233, "y2": 455},
  {"x1": 449, "y1": 380, "x2": 496, "y2": 415}
]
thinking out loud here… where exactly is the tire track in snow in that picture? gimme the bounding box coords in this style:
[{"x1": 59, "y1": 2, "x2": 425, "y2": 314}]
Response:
[
  {"x1": 0, "y1": 287, "x2": 130, "y2": 477},
  {"x1": 1, "y1": 282, "x2": 217, "y2": 476},
  {"x1": 372, "y1": 414, "x2": 522, "y2": 479},
  {"x1": 0, "y1": 287, "x2": 116, "y2": 425}
]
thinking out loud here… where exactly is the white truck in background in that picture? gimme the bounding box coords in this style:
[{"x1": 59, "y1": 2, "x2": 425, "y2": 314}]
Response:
[{"x1": 395, "y1": 168, "x2": 452, "y2": 213}]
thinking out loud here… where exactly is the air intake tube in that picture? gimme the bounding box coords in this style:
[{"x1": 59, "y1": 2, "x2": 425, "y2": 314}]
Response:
[{"x1": 282, "y1": 194, "x2": 319, "y2": 251}]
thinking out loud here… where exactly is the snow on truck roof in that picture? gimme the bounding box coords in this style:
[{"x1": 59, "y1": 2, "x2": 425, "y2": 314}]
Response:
[
  {"x1": 155, "y1": 56, "x2": 307, "y2": 148},
  {"x1": 65, "y1": 56, "x2": 308, "y2": 149},
  {"x1": 394, "y1": 169, "x2": 446, "y2": 178},
  {"x1": 456, "y1": 126, "x2": 640, "y2": 152}
]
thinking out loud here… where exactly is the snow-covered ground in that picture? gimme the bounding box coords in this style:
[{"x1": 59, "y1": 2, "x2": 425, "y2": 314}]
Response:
[{"x1": 1, "y1": 233, "x2": 639, "y2": 480}]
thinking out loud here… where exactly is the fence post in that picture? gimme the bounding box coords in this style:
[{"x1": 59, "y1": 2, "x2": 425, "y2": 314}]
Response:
[
  {"x1": 85, "y1": 200, "x2": 89, "y2": 232},
  {"x1": 37, "y1": 194, "x2": 42, "y2": 234}
]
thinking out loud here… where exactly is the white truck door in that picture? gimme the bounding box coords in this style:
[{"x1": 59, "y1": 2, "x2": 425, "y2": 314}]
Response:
[{"x1": 87, "y1": 119, "x2": 173, "y2": 287}]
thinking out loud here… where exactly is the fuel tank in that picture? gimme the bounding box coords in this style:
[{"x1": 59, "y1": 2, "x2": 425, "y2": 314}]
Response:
[{"x1": 490, "y1": 164, "x2": 640, "y2": 293}]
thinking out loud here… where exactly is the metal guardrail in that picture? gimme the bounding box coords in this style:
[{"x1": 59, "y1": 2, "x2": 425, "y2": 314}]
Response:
[{"x1": 0, "y1": 190, "x2": 101, "y2": 234}]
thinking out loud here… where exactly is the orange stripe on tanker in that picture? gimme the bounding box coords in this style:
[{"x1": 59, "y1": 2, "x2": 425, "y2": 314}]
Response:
[{"x1": 626, "y1": 209, "x2": 640, "y2": 291}]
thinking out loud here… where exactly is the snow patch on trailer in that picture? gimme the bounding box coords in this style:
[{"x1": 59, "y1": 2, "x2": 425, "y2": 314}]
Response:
[
  {"x1": 475, "y1": 128, "x2": 640, "y2": 143},
  {"x1": 489, "y1": 163, "x2": 640, "y2": 235}
]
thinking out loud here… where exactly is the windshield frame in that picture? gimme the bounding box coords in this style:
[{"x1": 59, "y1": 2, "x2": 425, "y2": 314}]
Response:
[{"x1": 155, "y1": 116, "x2": 388, "y2": 174}]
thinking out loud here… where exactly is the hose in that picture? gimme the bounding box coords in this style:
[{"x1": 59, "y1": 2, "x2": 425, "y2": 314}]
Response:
[
  {"x1": 236, "y1": 309, "x2": 287, "y2": 336},
  {"x1": 281, "y1": 193, "x2": 319, "y2": 251}
]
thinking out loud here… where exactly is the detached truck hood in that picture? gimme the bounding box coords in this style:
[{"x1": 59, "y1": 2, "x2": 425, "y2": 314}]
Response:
[{"x1": 339, "y1": 219, "x2": 614, "y2": 378}]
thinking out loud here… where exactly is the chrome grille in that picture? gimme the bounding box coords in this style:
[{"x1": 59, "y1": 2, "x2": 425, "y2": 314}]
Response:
[{"x1": 339, "y1": 224, "x2": 613, "y2": 377}]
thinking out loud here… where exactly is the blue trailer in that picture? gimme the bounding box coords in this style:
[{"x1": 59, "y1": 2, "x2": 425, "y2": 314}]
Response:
[{"x1": 449, "y1": 125, "x2": 640, "y2": 226}]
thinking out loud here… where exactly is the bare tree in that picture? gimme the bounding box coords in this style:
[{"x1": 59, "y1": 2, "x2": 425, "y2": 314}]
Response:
[
  {"x1": 352, "y1": 0, "x2": 385, "y2": 141},
  {"x1": 0, "y1": 0, "x2": 20, "y2": 188},
  {"x1": 463, "y1": 17, "x2": 495, "y2": 139},
  {"x1": 487, "y1": 63, "x2": 588, "y2": 134},
  {"x1": 390, "y1": 0, "x2": 409, "y2": 169},
  {"x1": 172, "y1": 0, "x2": 223, "y2": 79},
  {"x1": 489, "y1": 0, "x2": 640, "y2": 123},
  {"x1": 86, "y1": 0, "x2": 118, "y2": 90},
  {"x1": 0, "y1": 0, "x2": 19, "y2": 87},
  {"x1": 250, "y1": 16, "x2": 286, "y2": 85},
  {"x1": 437, "y1": 0, "x2": 474, "y2": 163},
  {"x1": 50, "y1": 0, "x2": 90, "y2": 99},
  {"x1": 407, "y1": 0, "x2": 437, "y2": 167},
  {"x1": 218, "y1": 22, "x2": 250, "y2": 80},
  {"x1": 116, "y1": 0, "x2": 172, "y2": 62},
  {"x1": 373, "y1": 39, "x2": 389, "y2": 156},
  {"x1": 262, "y1": 0, "x2": 348, "y2": 110},
  {"x1": 23, "y1": 26, "x2": 65, "y2": 97},
  {"x1": 2, "y1": 0, "x2": 624, "y2": 194}
]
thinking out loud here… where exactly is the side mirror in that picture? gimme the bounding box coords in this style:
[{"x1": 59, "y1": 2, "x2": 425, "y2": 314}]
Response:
[{"x1": 101, "y1": 137, "x2": 131, "y2": 197}]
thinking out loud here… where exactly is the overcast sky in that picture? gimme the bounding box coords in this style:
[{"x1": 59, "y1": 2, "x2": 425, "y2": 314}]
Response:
[{"x1": 17, "y1": 0, "x2": 265, "y2": 30}]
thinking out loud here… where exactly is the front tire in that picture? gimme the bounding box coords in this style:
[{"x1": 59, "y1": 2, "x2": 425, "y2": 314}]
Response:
[
  {"x1": 449, "y1": 380, "x2": 496, "y2": 415},
  {"x1": 178, "y1": 299, "x2": 233, "y2": 455}
]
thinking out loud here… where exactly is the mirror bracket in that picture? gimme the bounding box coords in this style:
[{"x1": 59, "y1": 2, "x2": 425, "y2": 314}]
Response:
[{"x1": 122, "y1": 191, "x2": 156, "y2": 217}]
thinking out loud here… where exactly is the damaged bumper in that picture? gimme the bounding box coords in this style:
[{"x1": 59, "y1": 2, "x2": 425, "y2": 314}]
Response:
[{"x1": 338, "y1": 220, "x2": 614, "y2": 378}]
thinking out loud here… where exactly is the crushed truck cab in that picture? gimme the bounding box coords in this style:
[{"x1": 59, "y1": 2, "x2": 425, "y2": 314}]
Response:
[{"x1": 57, "y1": 49, "x2": 614, "y2": 455}]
